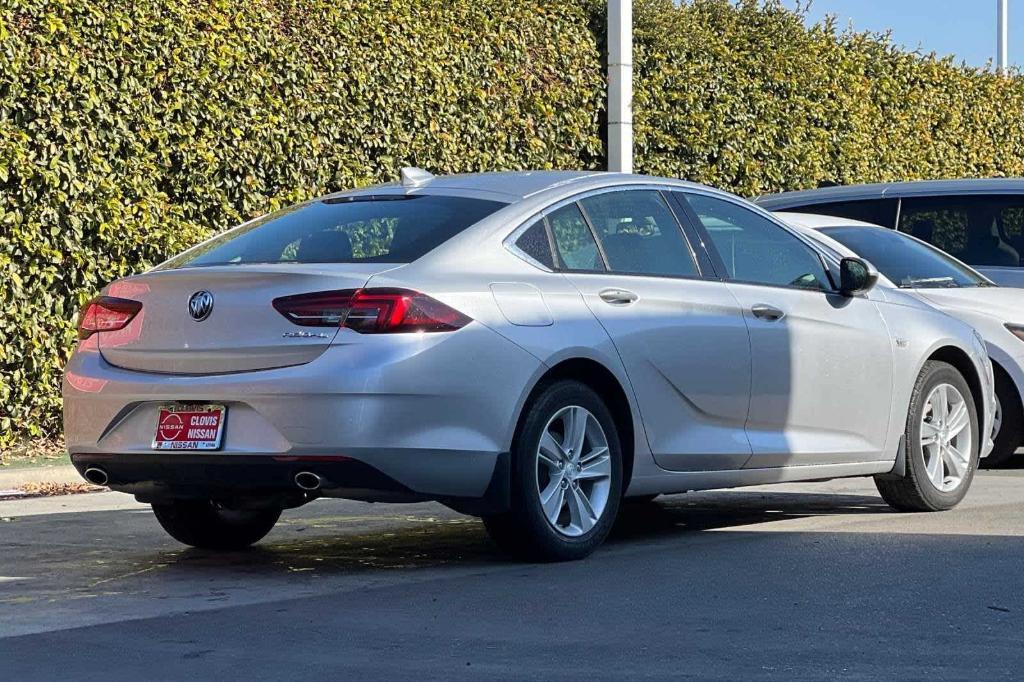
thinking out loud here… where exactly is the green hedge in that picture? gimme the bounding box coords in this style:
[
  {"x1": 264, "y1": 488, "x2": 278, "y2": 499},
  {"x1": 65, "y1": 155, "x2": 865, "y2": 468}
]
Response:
[
  {"x1": 3, "y1": 0, "x2": 1024, "y2": 445},
  {"x1": 0, "y1": 0, "x2": 604, "y2": 443}
]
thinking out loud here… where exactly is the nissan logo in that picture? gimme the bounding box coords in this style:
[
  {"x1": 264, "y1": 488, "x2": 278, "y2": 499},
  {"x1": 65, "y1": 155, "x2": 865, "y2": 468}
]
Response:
[{"x1": 188, "y1": 290, "x2": 214, "y2": 321}]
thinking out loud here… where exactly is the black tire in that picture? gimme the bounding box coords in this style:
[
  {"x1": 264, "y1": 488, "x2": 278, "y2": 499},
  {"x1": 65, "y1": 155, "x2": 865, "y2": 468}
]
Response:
[
  {"x1": 152, "y1": 500, "x2": 281, "y2": 550},
  {"x1": 982, "y1": 370, "x2": 1023, "y2": 467},
  {"x1": 875, "y1": 361, "x2": 979, "y2": 512},
  {"x1": 483, "y1": 380, "x2": 623, "y2": 562}
]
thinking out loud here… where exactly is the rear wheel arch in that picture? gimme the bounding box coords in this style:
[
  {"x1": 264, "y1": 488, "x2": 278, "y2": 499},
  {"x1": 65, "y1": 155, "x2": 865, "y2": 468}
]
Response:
[{"x1": 514, "y1": 358, "x2": 636, "y2": 492}]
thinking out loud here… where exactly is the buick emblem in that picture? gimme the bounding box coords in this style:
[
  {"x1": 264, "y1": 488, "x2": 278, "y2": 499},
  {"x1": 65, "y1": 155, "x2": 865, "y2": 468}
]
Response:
[{"x1": 188, "y1": 290, "x2": 214, "y2": 321}]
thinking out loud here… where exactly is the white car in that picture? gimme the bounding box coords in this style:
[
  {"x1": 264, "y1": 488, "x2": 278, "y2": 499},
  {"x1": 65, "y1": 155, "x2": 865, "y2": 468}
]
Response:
[{"x1": 778, "y1": 212, "x2": 1023, "y2": 465}]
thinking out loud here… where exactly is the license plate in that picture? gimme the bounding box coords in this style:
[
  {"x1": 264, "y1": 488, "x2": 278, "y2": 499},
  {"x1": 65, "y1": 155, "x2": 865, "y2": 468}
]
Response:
[{"x1": 152, "y1": 404, "x2": 226, "y2": 450}]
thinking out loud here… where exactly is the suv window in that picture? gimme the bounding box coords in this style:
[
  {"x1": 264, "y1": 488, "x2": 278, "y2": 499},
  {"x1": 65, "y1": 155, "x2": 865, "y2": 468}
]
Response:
[
  {"x1": 783, "y1": 198, "x2": 899, "y2": 228},
  {"x1": 898, "y1": 196, "x2": 1022, "y2": 268},
  {"x1": 686, "y1": 194, "x2": 830, "y2": 290},
  {"x1": 548, "y1": 203, "x2": 604, "y2": 271},
  {"x1": 162, "y1": 194, "x2": 507, "y2": 268},
  {"x1": 578, "y1": 191, "x2": 698, "y2": 277}
]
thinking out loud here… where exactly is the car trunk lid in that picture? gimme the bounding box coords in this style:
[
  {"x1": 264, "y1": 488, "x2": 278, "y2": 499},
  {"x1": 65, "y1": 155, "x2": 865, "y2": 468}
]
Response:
[{"x1": 98, "y1": 264, "x2": 394, "y2": 374}]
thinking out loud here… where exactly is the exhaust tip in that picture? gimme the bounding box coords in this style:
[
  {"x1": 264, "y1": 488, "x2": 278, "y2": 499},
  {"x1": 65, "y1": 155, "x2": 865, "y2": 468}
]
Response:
[
  {"x1": 294, "y1": 471, "x2": 322, "y2": 492},
  {"x1": 83, "y1": 467, "x2": 109, "y2": 486}
]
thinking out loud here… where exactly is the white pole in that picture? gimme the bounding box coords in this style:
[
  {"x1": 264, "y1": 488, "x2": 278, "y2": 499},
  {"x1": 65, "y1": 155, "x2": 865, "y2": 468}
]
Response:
[
  {"x1": 998, "y1": 0, "x2": 1009, "y2": 74},
  {"x1": 608, "y1": 0, "x2": 633, "y2": 173}
]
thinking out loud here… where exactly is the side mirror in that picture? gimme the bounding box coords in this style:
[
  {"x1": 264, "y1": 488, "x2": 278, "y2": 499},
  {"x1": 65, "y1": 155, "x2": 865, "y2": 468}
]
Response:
[{"x1": 839, "y1": 257, "x2": 879, "y2": 296}]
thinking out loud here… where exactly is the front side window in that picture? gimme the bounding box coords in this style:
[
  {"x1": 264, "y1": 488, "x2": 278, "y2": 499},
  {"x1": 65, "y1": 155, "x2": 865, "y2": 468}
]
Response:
[
  {"x1": 548, "y1": 203, "x2": 604, "y2": 271},
  {"x1": 898, "y1": 196, "x2": 1022, "y2": 268},
  {"x1": 578, "y1": 191, "x2": 698, "y2": 277},
  {"x1": 686, "y1": 194, "x2": 830, "y2": 290},
  {"x1": 821, "y1": 226, "x2": 990, "y2": 289},
  {"x1": 161, "y1": 194, "x2": 507, "y2": 269}
]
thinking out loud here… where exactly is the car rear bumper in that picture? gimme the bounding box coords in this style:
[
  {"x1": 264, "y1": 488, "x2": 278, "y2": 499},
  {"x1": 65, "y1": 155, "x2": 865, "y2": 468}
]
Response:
[
  {"x1": 63, "y1": 323, "x2": 541, "y2": 508},
  {"x1": 70, "y1": 451, "x2": 511, "y2": 514}
]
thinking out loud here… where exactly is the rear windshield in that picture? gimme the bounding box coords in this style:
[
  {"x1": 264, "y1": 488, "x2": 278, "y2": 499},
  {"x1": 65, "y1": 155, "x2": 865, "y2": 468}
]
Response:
[{"x1": 161, "y1": 194, "x2": 507, "y2": 268}]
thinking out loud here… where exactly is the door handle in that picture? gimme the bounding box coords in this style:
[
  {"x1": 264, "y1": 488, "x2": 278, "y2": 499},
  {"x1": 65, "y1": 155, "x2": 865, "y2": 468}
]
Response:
[
  {"x1": 751, "y1": 304, "x2": 786, "y2": 321},
  {"x1": 599, "y1": 288, "x2": 639, "y2": 306}
]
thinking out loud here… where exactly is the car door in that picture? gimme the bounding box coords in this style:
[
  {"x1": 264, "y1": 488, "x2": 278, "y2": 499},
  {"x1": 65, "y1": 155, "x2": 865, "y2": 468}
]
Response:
[
  {"x1": 547, "y1": 189, "x2": 753, "y2": 472},
  {"x1": 679, "y1": 192, "x2": 895, "y2": 468}
]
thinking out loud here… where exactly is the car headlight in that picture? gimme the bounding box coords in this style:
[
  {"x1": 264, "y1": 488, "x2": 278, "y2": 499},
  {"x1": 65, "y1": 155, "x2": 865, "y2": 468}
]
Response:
[{"x1": 1007, "y1": 324, "x2": 1024, "y2": 343}]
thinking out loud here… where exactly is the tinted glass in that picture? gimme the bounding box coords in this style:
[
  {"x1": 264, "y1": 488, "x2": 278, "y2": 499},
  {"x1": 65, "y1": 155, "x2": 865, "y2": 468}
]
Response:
[
  {"x1": 162, "y1": 195, "x2": 507, "y2": 268},
  {"x1": 821, "y1": 227, "x2": 989, "y2": 289},
  {"x1": 782, "y1": 198, "x2": 899, "y2": 228},
  {"x1": 898, "y1": 196, "x2": 1022, "y2": 268},
  {"x1": 548, "y1": 203, "x2": 603, "y2": 271},
  {"x1": 687, "y1": 194, "x2": 829, "y2": 290},
  {"x1": 579, "y1": 191, "x2": 698, "y2": 277},
  {"x1": 514, "y1": 220, "x2": 555, "y2": 269}
]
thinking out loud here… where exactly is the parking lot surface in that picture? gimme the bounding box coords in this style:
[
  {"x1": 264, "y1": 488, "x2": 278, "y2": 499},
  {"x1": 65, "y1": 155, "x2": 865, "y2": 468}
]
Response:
[{"x1": 2, "y1": 470, "x2": 1023, "y2": 679}]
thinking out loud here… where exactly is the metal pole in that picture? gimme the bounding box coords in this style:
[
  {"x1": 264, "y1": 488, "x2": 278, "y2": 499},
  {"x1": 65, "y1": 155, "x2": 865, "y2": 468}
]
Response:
[
  {"x1": 998, "y1": 0, "x2": 1009, "y2": 74},
  {"x1": 608, "y1": 0, "x2": 633, "y2": 173}
]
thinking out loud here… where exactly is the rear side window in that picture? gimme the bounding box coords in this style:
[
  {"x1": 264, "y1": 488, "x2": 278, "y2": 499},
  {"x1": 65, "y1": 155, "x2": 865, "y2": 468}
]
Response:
[
  {"x1": 514, "y1": 220, "x2": 555, "y2": 269},
  {"x1": 162, "y1": 194, "x2": 507, "y2": 268},
  {"x1": 548, "y1": 203, "x2": 604, "y2": 271},
  {"x1": 579, "y1": 191, "x2": 698, "y2": 277}
]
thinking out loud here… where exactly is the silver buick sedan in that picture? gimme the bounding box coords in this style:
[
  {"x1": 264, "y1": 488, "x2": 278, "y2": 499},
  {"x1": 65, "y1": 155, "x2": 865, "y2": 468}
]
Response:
[{"x1": 64, "y1": 170, "x2": 995, "y2": 561}]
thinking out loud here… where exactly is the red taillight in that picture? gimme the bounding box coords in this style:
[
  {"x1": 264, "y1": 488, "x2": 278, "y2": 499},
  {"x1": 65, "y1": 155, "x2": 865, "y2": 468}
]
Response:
[
  {"x1": 77, "y1": 296, "x2": 143, "y2": 340},
  {"x1": 272, "y1": 288, "x2": 471, "y2": 334},
  {"x1": 272, "y1": 289, "x2": 358, "y2": 326},
  {"x1": 344, "y1": 288, "x2": 471, "y2": 333}
]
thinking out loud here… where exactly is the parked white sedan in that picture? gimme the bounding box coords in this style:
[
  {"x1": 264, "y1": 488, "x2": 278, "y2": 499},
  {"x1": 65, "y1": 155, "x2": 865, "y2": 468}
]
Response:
[{"x1": 778, "y1": 212, "x2": 1024, "y2": 465}]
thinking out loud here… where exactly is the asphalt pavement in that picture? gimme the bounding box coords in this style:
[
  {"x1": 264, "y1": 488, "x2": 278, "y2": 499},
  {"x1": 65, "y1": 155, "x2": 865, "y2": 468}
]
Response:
[{"x1": 1, "y1": 471, "x2": 1023, "y2": 680}]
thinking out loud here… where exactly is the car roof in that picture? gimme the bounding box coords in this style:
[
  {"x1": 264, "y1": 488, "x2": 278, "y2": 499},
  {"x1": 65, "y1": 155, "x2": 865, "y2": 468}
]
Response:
[
  {"x1": 756, "y1": 177, "x2": 1024, "y2": 209},
  {"x1": 330, "y1": 170, "x2": 718, "y2": 203},
  {"x1": 773, "y1": 212, "x2": 882, "y2": 230}
]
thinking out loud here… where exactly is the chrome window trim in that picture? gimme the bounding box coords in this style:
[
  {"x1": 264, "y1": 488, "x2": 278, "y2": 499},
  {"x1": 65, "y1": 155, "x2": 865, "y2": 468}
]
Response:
[{"x1": 503, "y1": 182, "x2": 706, "y2": 279}]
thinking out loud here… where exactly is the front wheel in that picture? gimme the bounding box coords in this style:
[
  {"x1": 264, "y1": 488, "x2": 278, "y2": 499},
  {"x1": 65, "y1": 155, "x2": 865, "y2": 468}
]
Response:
[
  {"x1": 876, "y1": 361, "x2": 979, "y2": 512},
  {"x1": 484, "y1": 380, "x2": 623, "y2": 562},
  {"x1": 152, "y1": 500, "x2": 281, "y2": 550}
]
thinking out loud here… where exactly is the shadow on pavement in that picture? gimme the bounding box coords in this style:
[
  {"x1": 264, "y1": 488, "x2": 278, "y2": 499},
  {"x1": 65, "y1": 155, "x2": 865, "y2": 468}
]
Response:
[{"x1": 120, "y1": 490, "x2": 893, "y2": 578}]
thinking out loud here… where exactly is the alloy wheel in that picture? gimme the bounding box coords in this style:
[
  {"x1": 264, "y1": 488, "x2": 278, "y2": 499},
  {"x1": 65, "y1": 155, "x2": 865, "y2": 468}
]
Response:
[
  {"x1": 536, "y1": 405, "x2": 612, "y2": 537},
  {"x1": 920, "y1": 383, "x2": 973, "y2": 493}
]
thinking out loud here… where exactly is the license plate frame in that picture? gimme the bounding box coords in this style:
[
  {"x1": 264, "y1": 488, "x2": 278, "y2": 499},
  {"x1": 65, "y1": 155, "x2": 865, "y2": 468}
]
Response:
[{"x1": 152, "y1": 403, "x2": 227, "y2": 451}]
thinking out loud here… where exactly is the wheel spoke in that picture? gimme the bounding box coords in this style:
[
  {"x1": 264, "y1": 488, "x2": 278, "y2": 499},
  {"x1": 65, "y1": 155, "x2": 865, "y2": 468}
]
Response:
[
  {"x1": 564, "y1": 407, "x2": 588, "y2": 463},
  {"x1": 540, "y1": 478, "x2": 565, "y2": 524},
  {"x1": 566, "y1": 485, "x2": 597, "y2": 533},
  {"x1": 932, "y1": 386, "x2": 949, "y2": 427},
  {"x1": 946, "y1": 402, "x2": 970, "y2": 438},
  {"x1": 576, "y1": 453, "x2": 611, "y2": 481},
  {"x1": 538, "y1": 431, "x2": 565, "y2": 471},
  {"x1": 944, "y1": 444, "x2": 968, "y2": 478},
  {"x1": 920, "y1": 421, "x2": 941, "y2": 446},
  {"x1": 926, "y1": 449, "x2": 945, "y2": 488}
]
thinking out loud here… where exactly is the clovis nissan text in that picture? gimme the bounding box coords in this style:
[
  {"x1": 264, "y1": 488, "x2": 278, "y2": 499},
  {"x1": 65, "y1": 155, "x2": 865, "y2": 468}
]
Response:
[{"x1": 64, "y1": 170, "x2": 996, "y2": 561}]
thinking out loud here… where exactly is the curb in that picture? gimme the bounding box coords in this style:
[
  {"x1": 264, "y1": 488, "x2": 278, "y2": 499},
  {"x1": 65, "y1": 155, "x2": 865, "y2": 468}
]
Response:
[{"x1": 0, "y1": 464, "x2": 82, "y2": 488}]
